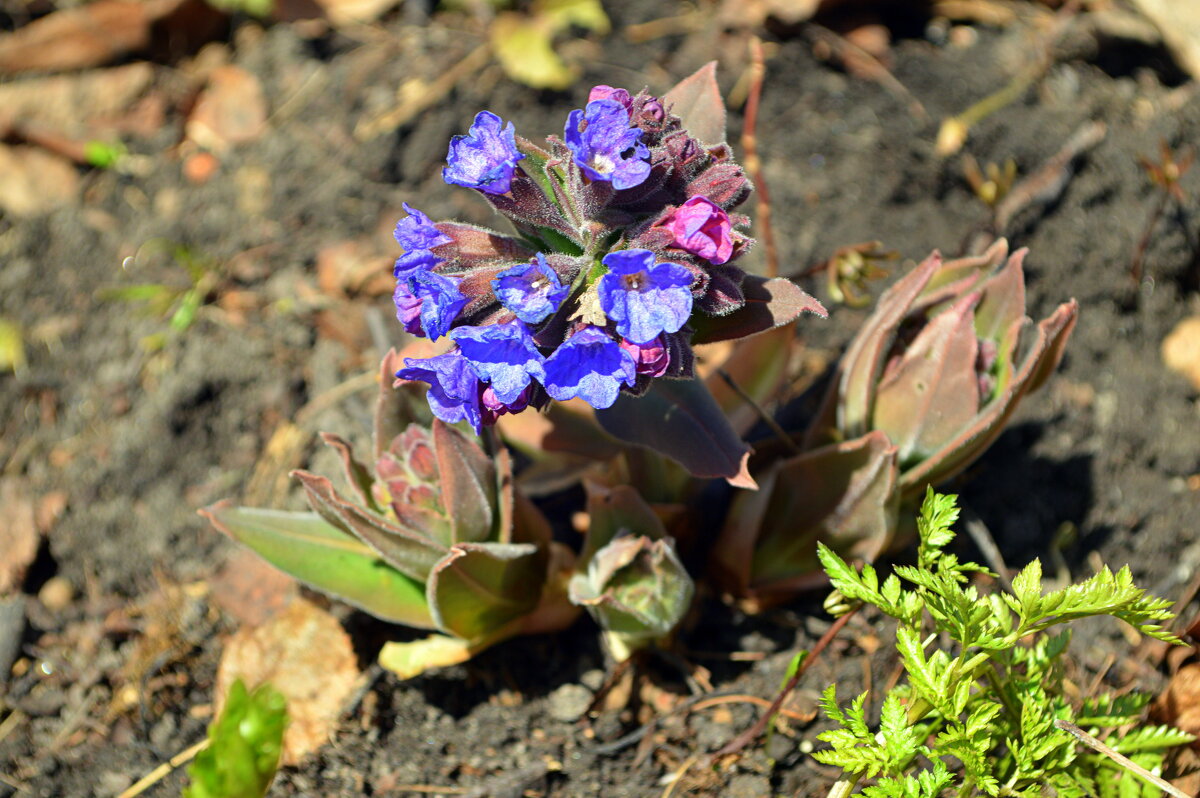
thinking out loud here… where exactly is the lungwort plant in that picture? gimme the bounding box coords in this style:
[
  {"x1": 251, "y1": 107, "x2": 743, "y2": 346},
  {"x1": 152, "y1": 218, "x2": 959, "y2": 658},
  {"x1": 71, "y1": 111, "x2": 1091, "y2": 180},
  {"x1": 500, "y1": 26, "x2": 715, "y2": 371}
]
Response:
[
  {"x1": 713, "y1": 239, "x2": 1079, "y2": 608},
  {"x1": 203, "y1": 351, "x2": 578, "y2": 677},
  {"x1": 813, "y1": 489, "x2": 1191, "y2": 798}
]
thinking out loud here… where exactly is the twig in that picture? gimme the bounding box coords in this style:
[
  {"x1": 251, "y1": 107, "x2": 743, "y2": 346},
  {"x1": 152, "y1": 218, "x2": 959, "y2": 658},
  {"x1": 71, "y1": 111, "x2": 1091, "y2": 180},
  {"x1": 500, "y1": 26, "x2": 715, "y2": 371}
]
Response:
[
  {"x1": 0, "y1": 709, "x2": 25, "y2": 747},
  {"x1": 716, "y1": 607, "x2": 857, "y2": 757},
  {"x1": 741, "y1": 37, "x2": 778, "y2": 279},
  {"x1": 1131, "y1": 189, "x2": 1171, "y2": 284},
  {"x1": 1054, "y1": 719, "x2": 1193, "y2": 798},
  {"x1": 355, "y1": 43, "x2": 491, "y2": 140},
  {"x1": 961, "y1": 509, "x2": 1014, "y2": 594},
  {"x1": 117, "y1": 738, "x2": 208, "y2": 798},
  {"x1": 715, "y1": 367, "x2": 799, "y2": 455},
  {"x1": 660, "y1": 754, "x2": 700, "y2": 798},
  {"x1": 992, "y1": 120, "x2": 1107, "y2": 232},
  {"x1": 805, "y1": 24, "x2": 928, "y2": 122}
]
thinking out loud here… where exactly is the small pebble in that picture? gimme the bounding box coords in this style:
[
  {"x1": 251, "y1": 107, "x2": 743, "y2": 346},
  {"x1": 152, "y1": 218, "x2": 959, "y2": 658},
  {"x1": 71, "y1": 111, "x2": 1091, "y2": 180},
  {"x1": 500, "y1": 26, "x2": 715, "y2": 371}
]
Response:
[
  {"x1": 726, "y1": 773, "x2": 772, "y2": 798},
  {"x1": 38, "y1": 577, "x2": 73, "y2": 612},
  {"x1": 547, "y1": 683, "x2": 592, "y2": 722}
]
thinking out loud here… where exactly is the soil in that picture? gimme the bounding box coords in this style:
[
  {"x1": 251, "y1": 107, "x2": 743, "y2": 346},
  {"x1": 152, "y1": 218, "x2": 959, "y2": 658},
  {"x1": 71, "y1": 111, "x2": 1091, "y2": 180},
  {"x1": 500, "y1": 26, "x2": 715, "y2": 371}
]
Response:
[{"x1": 2, "y1": 1, "x2": 1200, "y2": 796}]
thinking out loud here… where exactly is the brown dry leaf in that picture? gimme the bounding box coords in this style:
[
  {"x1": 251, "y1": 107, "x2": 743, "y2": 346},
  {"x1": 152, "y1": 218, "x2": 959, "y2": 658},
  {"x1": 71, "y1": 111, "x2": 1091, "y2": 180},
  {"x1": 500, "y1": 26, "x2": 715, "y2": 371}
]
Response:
[
  {"x1": 0, "y1": 144, "x2": 79, "y2": 217},
  {"x1": 35, "y1": 491, "x2": 68, "y2": 534},
  {"x1": 0, "y1": 63, "x2": 154, "y2": 137},
  {"x1": 216, "y1": 598, "x2": 360, "y2": 765},
  {"x1": 0, "y1": 0, "x2": 177, "y2": 75},
  {"x1": 209, "y1": 549, "x2": 298, "y2": 627},
  {"x1": 312, "y1": 0, "x2": 401, "y2": 26},
  {"x1": 1127, "y1": 0, "x2": 1200, "y2": 81},
  {"x1": 1162, "y1": 316, "x2": 1200, "y2": 391},
  {"x1": 186, "y1": 65, "x2": 268, "y2": 153},
  {"x1": 1154, "y1": 661, "x2": 1200, "y2": 737},
  {"x1": 0, "y1": 478, "x2": 40, "y2": 594},
  {"x1": 316, "y1": 240, "x2": 393, "y2": 298}
]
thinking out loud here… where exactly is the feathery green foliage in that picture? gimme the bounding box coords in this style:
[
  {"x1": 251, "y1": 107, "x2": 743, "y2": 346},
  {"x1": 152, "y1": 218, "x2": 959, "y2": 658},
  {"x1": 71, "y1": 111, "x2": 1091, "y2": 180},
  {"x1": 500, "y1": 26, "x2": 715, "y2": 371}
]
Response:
[
  {"x1": 183, "y1": 680, "x2": 287, "y2": 798},
  {"x1": 813, "y1": 488, "x2": 1190, "y2": 797}
]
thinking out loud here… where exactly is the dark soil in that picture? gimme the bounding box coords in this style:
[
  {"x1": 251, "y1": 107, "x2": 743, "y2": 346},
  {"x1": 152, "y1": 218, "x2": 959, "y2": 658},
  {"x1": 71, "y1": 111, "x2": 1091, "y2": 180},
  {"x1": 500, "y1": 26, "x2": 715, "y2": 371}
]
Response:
[{"x1": 2, "y1": 2, "x2": 1200, "y2": 796}]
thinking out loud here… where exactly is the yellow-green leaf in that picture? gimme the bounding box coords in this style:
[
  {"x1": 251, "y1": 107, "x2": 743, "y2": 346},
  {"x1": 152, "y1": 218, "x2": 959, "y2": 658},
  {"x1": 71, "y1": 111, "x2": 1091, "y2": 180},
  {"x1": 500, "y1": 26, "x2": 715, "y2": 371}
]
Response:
[
  {"x1": 0, "y1": 317, "x2": 26, "y2": 372},
  {"x1": 490, "y1": 13, "x2": 577, "y2": 91}
]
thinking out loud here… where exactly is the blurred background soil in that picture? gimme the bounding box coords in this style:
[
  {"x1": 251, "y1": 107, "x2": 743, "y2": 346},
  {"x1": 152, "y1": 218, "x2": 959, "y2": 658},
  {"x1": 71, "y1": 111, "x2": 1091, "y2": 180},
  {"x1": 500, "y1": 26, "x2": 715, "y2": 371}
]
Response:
[{"x1": 1, "y1": 0, "x2": 1200, "y2": 795}]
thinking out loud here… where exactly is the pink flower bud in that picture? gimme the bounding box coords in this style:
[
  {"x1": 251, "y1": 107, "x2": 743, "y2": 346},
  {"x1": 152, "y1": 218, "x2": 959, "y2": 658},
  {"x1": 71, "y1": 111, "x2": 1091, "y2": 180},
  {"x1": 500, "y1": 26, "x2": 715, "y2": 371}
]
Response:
[
  {"x1": 588, "y1": 85, "x2": 632, "y2": 108},
  {"x1": 657, "y1": 196, "x2": 734, "y2": 265},
  {"x1": 619, "y1": 335, "x2": 670, "y2": 377}
]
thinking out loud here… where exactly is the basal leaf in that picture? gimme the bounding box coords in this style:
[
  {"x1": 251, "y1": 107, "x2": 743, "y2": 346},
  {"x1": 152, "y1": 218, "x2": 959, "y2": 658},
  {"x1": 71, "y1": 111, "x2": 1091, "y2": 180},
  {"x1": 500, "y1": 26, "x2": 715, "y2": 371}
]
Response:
[
  {"x1": 595, "y1": 377, "x2": 756, "y2": 488},
  {"x1": 200, "y1": 503, "x2": 434, "y2": 629}
]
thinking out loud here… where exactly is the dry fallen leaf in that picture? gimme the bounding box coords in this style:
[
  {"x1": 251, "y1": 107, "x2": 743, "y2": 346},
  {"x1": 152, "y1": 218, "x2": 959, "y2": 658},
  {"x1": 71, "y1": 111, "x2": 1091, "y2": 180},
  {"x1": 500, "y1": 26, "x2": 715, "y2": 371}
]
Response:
[
  {"x1": 186, "y1": 65, "x2": 268, "y2": 153},
  {"x1": 0, "y1": 0, "x2": 160, "y2": 75},
  {"x1": 1162, "y1": 316, "x2": 1200, "y2": 391},
  {"x1": 0, "y1": 63, "x2": 154, "y2": 138},
  {"x1": 0, "y1": 144, "x2": 79, "y2": 217},
  {"x1": 210, "y1": 549, "x2": 298, "y2": 627},
  {"x1": 0, "y1": 478, "x2": 41, "y2": 594},
  {"x1": 216, "y1": 598, "x2": 360, "y2": 764}
]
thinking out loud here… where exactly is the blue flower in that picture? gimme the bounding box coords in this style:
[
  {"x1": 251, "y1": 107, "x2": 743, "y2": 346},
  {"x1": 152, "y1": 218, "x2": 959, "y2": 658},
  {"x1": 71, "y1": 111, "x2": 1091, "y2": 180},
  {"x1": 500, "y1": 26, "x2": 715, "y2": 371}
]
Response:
[
  {"x1": 564, "y1": 99, "x2": 651, "y2": 190},
  {"x1": 443, "y1": 111, "x2": 525, "y2": 195},
  {"x1": 597, "y1": 249, "x2": 694, "y2": 344},
  {"x1": 542, "y1": 326, "x2": 636, "y2": 409},
  {"x1": 393, "y1": 269, "x2": 468, "y2": 340},
  {"x1": 491, "y1": 254, "x2": 569, "y2": 324},
  {"x1": 396, "y1": 350, "x2": 483, "y2": 433},
  {"x1": 393, "y1": 248, "x2": 442, "y2": 277},
  {"x1": 449, "y1": 321, "x2": 546, "y2": 404},
  {"x1": 394, "y1": 203, "x2": 451, "y2": 252}
]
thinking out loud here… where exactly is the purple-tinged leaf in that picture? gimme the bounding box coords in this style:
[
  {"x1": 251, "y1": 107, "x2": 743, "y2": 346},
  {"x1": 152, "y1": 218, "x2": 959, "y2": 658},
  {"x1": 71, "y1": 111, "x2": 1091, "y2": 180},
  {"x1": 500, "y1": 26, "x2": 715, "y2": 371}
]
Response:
[
  {"x1": 663, "y1": 61, "x2": 727, "y2": 145},
  {"x1": 690, "y1": 276, "x2": 826, "y2": 346},
  {"x1": 374, "y1": 347, "x2": 434, "y2": 463},
  {"x1": 318, "y1": 432, "x2": 379, "y2": 512},
  {"x1": 595, "y1": 377, "x2": 756, "y2": 488},
  {"x1": 972, "y1": 247, "x2": 1026, "y2": 344},
  {"x1": 873, "y1": 292, "x2": 983, "y2": 465},
  {"x1": 431, "y1": 420, "x2": 498, "y2": 545},
  {"x1": 711, "y1": 431, "x2": 899, "y2": 609},
  {"x1": 200, "y1": 503, "x2": 434, "y2": 629},
  {"x1": 292, "y1": 470, "x2": 446, "y2": 582},
  {"x1": 898, "y1": 299, "x2": 1078, "y2": 498},
  {"x1": 426, "y1": 542, "x2": 546, "y2": 643}
]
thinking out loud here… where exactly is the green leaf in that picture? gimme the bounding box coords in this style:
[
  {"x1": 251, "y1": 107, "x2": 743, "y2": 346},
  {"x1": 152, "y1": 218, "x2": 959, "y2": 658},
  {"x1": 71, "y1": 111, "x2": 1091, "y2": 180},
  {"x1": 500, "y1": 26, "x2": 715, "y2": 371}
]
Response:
[
  {"x1": 490, "y1": 13, "x2": 576, "y2": 90},
  {"x1": 378, "y1": 633, "x2": 480, "y2": 680},
  {"x1": 0, "y1": 317, "x2": 26, "y2": 373},
  {"x1": 426, "y1": 542, "x2": 545, "y2": 642},
  {"x1": 184, "y1": 679, "x2": 286, "y2": 798},
  {"x1": 200, "y1": 504, "x2": 434, "y2": 629},
  {"x1": 595, "y1": 377, "x2": 755, "y2": 488}
]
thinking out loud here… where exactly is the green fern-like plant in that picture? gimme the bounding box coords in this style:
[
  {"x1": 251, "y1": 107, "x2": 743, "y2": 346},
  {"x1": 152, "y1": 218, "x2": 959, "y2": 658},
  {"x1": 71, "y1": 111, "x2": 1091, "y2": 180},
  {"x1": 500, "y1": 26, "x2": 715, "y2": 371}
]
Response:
[
  {"x1": 183, "y1": 679, "x2": 288, "y2": 798},
  {"x1": 813, "y1": 489, "x2": 1192, "y2": 797}
]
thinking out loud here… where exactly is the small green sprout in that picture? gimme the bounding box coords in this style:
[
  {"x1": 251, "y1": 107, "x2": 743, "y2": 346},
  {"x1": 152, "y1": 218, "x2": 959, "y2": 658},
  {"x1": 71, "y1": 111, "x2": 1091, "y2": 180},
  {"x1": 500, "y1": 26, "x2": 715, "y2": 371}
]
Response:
[
  {"x1": 813, "y1": 489, "x2": 1193, "y2": 797},
  {"x1": 101, "y1": 240, "x2": 219, "y2": 351},
  {"x1": 183, "y1": 679, "x2": 287, "y2": 798}
]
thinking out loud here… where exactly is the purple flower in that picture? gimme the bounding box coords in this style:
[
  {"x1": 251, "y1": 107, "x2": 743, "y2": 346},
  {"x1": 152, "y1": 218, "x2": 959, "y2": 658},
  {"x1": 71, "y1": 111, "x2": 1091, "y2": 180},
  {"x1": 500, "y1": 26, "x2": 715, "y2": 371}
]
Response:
[
  {"x1": 396, "y1": 350, "x2": 483, "y2": 433},
  {"x1": 449, "y1": 321, "x2": 546, "y2": 404},
  {"x1": 443, "y1": 111, "x2": 525, "y2": 195},
  {"x1": 598, "y1": 249, "x2": 694, "y2": 344},
  {"x1": 393, "y1": 269, "x2": 468, "y2": 340},
  {"x1": 588, "y1": 85, "x2": 632, "y2": 108},
  {"x1": 658, "y1": 197, "x2": 734, "y2": 264},
  {"x1": 619, "y1": 335, "x2": 670, "y2": 377},
  {"x1": 393, "y1": 248, "x2": 442, "y2": 277},
  {"x1": 564, "y1": 100, "x2": 651, "y2": 191},
  {"x1": 542, "y1": 326, "x2": 636, "y2": 409},
  {"x1": 491, "y1": 254, "x2": 569, "y2": 324},
  {"x1": 394, "y1": 203, "x2": 451, "y2": 252}
]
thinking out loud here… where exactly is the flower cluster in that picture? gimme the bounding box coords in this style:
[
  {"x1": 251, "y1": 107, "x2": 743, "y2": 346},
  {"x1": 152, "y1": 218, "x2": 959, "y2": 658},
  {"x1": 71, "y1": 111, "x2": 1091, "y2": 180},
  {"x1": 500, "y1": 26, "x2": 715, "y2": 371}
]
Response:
[{"x1": 393, "y1": 83, "x2": 757, "y2": 432}]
